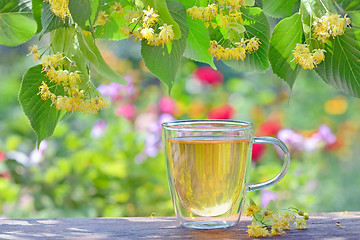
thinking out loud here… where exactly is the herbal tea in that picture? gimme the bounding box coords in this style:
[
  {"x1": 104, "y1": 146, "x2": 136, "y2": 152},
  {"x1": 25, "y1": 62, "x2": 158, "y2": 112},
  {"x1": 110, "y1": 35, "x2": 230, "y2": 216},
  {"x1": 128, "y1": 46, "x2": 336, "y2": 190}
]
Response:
[{"x1": 167, "y1": 136, "x2": 250, "y2": 217}]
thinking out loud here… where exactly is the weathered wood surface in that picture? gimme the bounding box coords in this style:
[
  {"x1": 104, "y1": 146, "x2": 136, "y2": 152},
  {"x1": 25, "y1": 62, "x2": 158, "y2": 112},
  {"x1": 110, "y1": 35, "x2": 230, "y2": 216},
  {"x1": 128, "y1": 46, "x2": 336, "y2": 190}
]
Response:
[{"x1": 0, "y1": 212, "x2": 359, "y2": 239}]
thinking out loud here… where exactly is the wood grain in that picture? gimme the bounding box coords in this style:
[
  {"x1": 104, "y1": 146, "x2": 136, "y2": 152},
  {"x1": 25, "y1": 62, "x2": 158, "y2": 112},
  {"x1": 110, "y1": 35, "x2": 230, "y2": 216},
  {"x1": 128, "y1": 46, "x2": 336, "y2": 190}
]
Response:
[{"x1": 0, "y1": 212, "x2": 359, "y2": 239}]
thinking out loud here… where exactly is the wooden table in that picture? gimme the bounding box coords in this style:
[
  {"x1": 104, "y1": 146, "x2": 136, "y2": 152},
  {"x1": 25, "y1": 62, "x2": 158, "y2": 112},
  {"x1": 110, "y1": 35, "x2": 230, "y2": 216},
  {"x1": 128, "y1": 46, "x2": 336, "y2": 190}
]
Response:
[{"x1": 0, "y1": 212, "x2": 359, "y2": 239}]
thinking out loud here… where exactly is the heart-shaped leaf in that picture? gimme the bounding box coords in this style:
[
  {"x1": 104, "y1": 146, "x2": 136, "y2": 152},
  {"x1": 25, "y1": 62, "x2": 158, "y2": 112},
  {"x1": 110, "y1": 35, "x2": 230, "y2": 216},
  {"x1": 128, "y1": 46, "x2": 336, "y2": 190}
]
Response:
[
  {"x1": 315, "y1": 28, "x2": 360, "y2": 97},
  {"x1": 224, "y1": 7, "x2": 270, "y2": 73},
  {"x1": 19, "y1": 65, "x2": 64, "y2": 146},
  {"x1": 184, "y1": 18, "x2": 215, "y2": 68},
  {"x1": 141, "y1": 1, "x2": 188, "y2": 92},
  {"x1": 262, "y1": 0, "x2": 299, "y2": 18},
  {"x1": 268, "y1": 13, "x2": 303, "y2": 88},
  {"x1": 0, "y1": 0, "x2": 37, "y2": 46}
]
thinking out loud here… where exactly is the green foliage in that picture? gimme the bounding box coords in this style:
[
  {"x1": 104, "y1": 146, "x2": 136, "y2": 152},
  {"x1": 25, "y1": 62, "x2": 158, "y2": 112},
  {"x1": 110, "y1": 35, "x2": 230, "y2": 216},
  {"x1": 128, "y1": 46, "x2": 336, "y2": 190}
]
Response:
[
  {"x1": 40, "y1": 1, "x2": 71, "y2": 36},
  {"x1": 262, "y1": 0, "x2": 299, "y2": 18},
  {"x1": 315, "y1": 29, "x2": 360, "y2": 97},
  {"x1": 0, "y1": 0, "x2": 36, "y2": 46},
  {"x1": 183, "y1": 18, "x2": 215, "y2": 68},
  {"x1": 0, "y1": 0, "x2": 360, "y2": 143},
  {"x1": 19, "y1": 65, "x2": 64, "y2": 146},
  {"x1": 32, "y1": 0, "x2": 43, "y2": 33},
  {"x1": 141, "y1": 1, "x2": 188, "y2": 92},
  {"x1": 269, "y1": 13, "x2": 303, "y2": 87},
  {"x1": 224, "y1": 7, "x2": 270, "y2": 72},
  {"x1": 75, "y1": 27, "x2": 127, "y2": 85},
  {"x1": 68, "y1": 0, "x2": 92, "y2": 29}
]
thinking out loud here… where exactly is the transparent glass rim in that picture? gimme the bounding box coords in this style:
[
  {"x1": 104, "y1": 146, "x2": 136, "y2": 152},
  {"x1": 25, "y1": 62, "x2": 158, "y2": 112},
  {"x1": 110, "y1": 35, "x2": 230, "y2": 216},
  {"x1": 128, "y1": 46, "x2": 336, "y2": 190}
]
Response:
[{"x1": 161, "y1": 119, "x2": 253, "y2": 132}]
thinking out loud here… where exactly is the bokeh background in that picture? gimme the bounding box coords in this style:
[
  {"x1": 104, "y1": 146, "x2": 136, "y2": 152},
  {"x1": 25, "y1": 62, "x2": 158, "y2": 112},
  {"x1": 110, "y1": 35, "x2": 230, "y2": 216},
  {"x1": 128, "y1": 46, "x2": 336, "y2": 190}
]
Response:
[{"x1": 1, "y1": 38, "x2": 360, "y2": 218}]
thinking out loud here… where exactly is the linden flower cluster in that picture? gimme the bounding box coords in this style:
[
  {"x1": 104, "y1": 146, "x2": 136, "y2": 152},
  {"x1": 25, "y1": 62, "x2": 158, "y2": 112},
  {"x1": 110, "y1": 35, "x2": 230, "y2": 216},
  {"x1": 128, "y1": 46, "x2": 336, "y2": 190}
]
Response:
[
  {"x1": 209, "y1": 37, "x2": 261, "y2": 61},
  {"x1": 29, "y1": 46, "x2": 106, "y2": 115},
  {"x1": 313, "y1": 13, "x2": 351, "y2": 43},
  {"x1": 245, "y1": 200, "x2": 308, "y2": 238},
  {"x1": 292, "y1": 44, "x2": 326, "y2": 70},
  {"x1": 44, "y1": 0, "x2": 70, "y2": 19},
  {"x1": 187, "y1": 0, "x2": 246, "y2": 28},
  {"x1": 119, "y1": 6, "x2": 175, "y2": 46}
]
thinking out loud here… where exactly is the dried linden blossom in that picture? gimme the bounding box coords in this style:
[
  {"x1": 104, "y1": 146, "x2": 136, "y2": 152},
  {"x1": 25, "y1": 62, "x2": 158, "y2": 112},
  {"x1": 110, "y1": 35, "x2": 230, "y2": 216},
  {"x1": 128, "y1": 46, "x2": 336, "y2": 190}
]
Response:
[{"x1": 245, "y1": 200, "x2": 308, "y2": 238}]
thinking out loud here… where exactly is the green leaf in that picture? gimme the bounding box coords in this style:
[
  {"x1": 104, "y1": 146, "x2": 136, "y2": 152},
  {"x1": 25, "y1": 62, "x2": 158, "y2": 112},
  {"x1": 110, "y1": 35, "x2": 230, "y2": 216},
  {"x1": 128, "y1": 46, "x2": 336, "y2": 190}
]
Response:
[
  {"x1": 184, "y1": 18, "x2": 215, "y2": 68},
  {"x1": 262, "y1": 0, "x2": 299, "y2": 18},
  {"x1": 76, "y1": 27, "x2": 127, "y2": 85},
  {"x1": 141, "y1": 1, "x2": 188, "y2": 92},
  {"x1": 249, "y1": 199, "x2": 257, "y2": 207},
  {"x1": 300, "y1": 0, "x2": 336, "y2": 18},
  {"x1": 19, "y1": 65, "x2": 64, "y2": 146},
  {"x1": 68, "y1": 0, "x2": 91, "y2": 28},
  {"x1": 177, "y1": 0, "x2": 198, "y2": 9},
  {"x1": 89, "y1": 0, "x2": 100, "y2": 25},
  {"x1": 348, "y1": 11, "x2": 360, "y2": 28},
  {"x1": 0, "y1": 0, "x2": 36, "y2": 46},
  {"x1": 268, "y1": 13, "x2": 303, "y2": 88},
  {"x1": 265, "y1": 200, "x2": 277, "y2": 212},
  {"x1": 50, "y1": 26, "x2": 76, "y2": 56},
  {"x1": 342, "y1": 0, "x2": 360, "y2": 11},
  {"x1": 40, "y1": 1, "x2": 71, "y2": 37},
  {"x1": 32, "y1": 0, "x2": 42, "y2": 33},
  {"x1": 315, "y1": 28, "x2": 360, "y2": 97},
  {"x1": 224, "y1": 7, "x2": 270, "y2": 73}
]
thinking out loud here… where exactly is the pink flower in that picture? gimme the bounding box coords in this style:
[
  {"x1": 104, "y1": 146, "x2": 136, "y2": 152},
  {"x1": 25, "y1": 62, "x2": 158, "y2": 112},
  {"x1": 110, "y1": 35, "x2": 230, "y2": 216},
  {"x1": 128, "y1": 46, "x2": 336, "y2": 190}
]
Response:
[
  {"x1": 252, "y1": 143, "x2": 266, "y2": 163},
  {"x1": 98, "y1": 76, "x2": 136, "y2": 102},
  {"x1": 116, "y1": 103, "x2": 137, "y2": 120},
  {"x1": 0, "y1": 152, "x2": 6, "y2": 162},
  {"x1": 207, "y1": 104, "x2": 235, "y2": 119},
  {"x1": 194, "y1": 66, "x2": 224, "y2": 86},
  {"x1": 91, "y1": 119, "x2": 107, "y2": 139},
  {"x1": 159, "y1": 97, "x2": 177, "y2": 115},
  {"x1": 258, "y1": 119, "x2": 282, "y2": 136},
  {"x1": 261, "y1": 190, "x2": 277, "y2": 208}
]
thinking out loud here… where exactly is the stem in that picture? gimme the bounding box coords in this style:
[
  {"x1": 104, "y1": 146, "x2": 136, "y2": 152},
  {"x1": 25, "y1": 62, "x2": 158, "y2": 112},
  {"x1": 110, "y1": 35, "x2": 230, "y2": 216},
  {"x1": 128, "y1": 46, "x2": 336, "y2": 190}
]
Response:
[{"x1": 318, "y1": 0, "x2": 329, "y2": 13}]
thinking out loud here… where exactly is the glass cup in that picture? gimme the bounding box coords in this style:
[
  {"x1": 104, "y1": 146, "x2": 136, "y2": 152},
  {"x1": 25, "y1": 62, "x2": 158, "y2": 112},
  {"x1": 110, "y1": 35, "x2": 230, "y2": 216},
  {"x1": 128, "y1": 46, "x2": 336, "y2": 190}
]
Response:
[{"x1": 162, "y1": 119, "x2": 290, "y2": 229}]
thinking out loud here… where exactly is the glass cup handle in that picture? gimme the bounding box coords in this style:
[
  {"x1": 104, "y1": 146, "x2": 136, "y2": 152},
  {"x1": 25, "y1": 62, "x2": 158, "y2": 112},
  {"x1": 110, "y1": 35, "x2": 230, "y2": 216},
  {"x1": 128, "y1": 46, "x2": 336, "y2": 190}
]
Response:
[{"x1": 248, "y1": 136, "x2": 290, "y2": 192}]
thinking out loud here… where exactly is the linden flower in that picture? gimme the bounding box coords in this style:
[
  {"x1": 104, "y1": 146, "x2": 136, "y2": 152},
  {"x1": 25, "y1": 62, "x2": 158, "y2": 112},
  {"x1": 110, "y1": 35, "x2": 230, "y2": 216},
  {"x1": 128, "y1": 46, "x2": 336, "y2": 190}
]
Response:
[
  {"x1": 292, "y1": 44, "x2": 326, "y2": 70},
  {"x1": 41, "y1": 53, "x2": 64, "y2": 70},
  {"x1": 95, "y1": 11, "x2": 110, "y2": 27},
  {"x1": 159, "y1": 24, "x2": 175, "y2": 44},
  {"x1": 294, "y1": 217, "x2": 308, "y2": 230},
  {"x1": 246, "y1": 37, "x2": 261, "y2": 53},
  {"x1": 28, "y1": 45, "x2": 40, "y2": 62},
  {"x1": 120, "y1": 25, "x2": 132, "y2": 36},
  {"x1": 247, "y1": 222, "x2": 269, "y2": 238},
  {"x1": 187, "y1": 6, "x2": 204, "y2": 20},
  {"x1": 146, "y1": 34, "x2": 161, "y2": 46},
  {"x1": 110, "y1": 2, "x2": 124, "y2": 14},
  {"x1": 143, "y1": 6, "x2": 159, "y2": 26},
  {"x1": 203, "y1": 4, "x2": 217, "y2": 21},
  {"x1": 218, "y1": 0, "x2": 247, "y2": 8},
  {"x1": 244, "y1": 204, "x2": 260, "y2": 216},
  {"x1": 44, "y1": 0, "x2": 70, "y2": 19},
  {"x1": 313, "y1": 13, "x2": 351, "y2": 43},
  {"x1": 38, "y1": 81, "x2": 55, "y2": 100},
  {"x1": 140, "y1": 27, "x2": 155, "y2": 40},
  {"x1": 312, "y1": 49, "x2": 326, "y2": 64}
]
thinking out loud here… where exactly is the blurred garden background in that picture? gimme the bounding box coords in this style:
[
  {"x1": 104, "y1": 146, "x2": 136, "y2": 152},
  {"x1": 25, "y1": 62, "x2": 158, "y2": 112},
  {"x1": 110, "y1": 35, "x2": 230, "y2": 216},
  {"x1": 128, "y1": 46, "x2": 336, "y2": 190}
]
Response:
[{"x1": 1, "y1": 37, "x2": 360, "y2": 219}]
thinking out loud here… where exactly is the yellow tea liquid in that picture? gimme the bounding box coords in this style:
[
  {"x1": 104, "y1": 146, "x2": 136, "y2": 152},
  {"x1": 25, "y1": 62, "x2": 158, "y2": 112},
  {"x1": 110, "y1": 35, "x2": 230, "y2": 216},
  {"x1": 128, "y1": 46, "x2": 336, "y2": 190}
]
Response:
[{"x1": 167, "y1": 136, "x2": 249, "y2": 217}]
